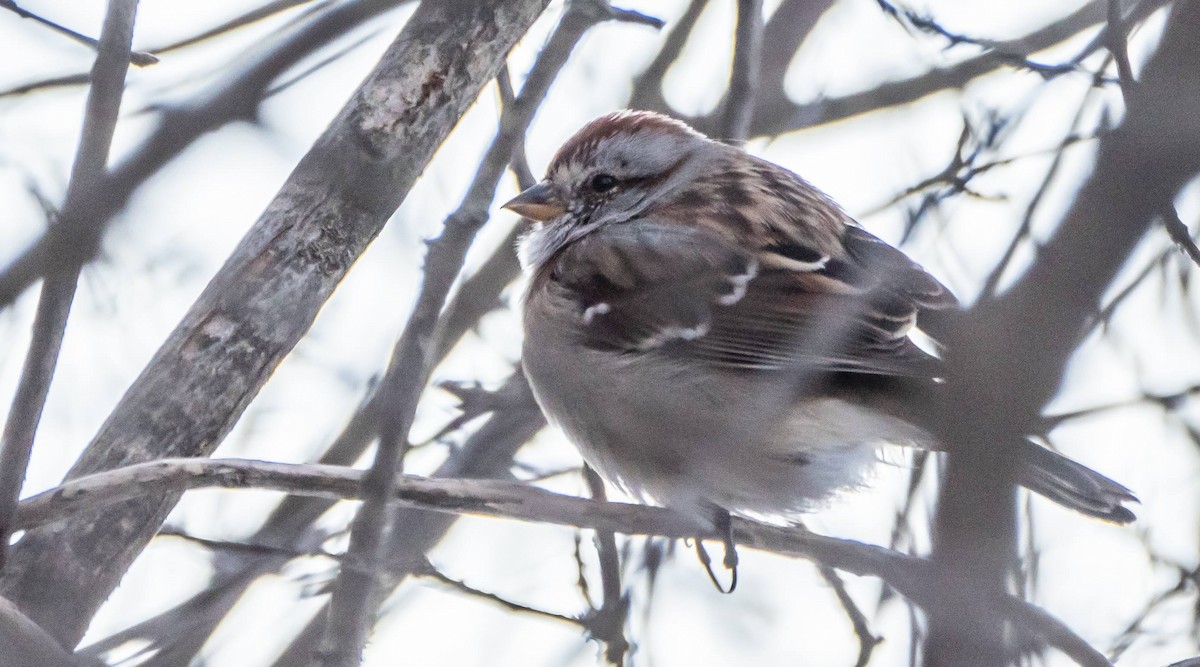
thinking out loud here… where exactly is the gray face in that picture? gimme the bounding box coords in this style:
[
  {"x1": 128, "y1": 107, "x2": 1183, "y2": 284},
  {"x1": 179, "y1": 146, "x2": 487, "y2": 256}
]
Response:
[
  {"x1": 545, "y1": 124, "x2": 712, "y2": 229},
  {"x1": 516, "y1": 111, "x2": 726, "y2": 270}
]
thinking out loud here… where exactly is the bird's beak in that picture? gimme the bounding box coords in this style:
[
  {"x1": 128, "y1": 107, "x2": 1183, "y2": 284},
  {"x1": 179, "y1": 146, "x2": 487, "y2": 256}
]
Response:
[{"x1": 503, "y1": 181, "x2": 566, "y2": 222}]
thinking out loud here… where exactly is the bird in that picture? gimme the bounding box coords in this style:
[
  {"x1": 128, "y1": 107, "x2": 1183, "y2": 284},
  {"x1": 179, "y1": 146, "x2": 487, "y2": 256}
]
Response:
[{"x1": 504, "y1": 110, "x2": 1135, "y2": 586}]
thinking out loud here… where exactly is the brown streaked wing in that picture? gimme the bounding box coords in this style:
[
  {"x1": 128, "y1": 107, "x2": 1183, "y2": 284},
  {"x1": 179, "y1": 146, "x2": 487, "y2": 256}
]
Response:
[
  {"x1": 546, "y1": 221, "x2": 758, "y2": 353},
  {"x1": 689, "y1": 268, "x2": 943, "y2": 377},
  {"x1": 547, "y1": 218, "x2": 949, "y2": 379}
]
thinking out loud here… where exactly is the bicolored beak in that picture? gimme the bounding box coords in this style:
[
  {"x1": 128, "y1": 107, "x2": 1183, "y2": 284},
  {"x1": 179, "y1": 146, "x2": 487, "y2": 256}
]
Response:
[{"x1": 502, "y1": 181, "x2": 566, "y2": 222}]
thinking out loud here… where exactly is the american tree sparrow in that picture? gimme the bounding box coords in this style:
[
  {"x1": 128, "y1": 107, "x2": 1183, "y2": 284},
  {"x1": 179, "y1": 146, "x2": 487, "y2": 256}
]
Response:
[{"x1": 505, "y1": 110, "x2": 1135, "y2": 583}]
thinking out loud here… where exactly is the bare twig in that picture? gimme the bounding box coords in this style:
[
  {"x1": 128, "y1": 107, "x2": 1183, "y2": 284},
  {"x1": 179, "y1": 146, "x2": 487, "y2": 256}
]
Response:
[
  {"x1": 719, "y1": 0, "x2": 763, "y2": 143},
  {"x1": 747, "y1": 0, "x2": 1165, "y2": 138},
  {"x1": 1162, "y1": 207, "x2": 1200, "y2": 267},
  {"x1": 13, "y1": 456, "x2": 1111, "y2": 667},
  {"x1": 418, "y1": 559, "x2": 585, "y2": 627},
  {"x1": 0, "y1": 0, "x2": 139, "y2": 569},
  {"x1": 979, "y1": 80, "x2": 1109, "y2": 298},
  {"x1": 1042, "y1": 383, "x2": 1200, "y2": 431},
  {"x1": 148, "y1": 0, "x2": 327, "y2": 55},
  {"x1": 499, "y1": 65, "x2": 540, "y2": 190},
  {"x1": 0, "y1": 0, "x2": 346, "y2": 100},
  {"x1": 0, "y1": 0, "x2": 157, "y2": 65},
  {"x1": 583, "y1": 466, "x2": 630, "y2": 666},
  {"x1": 875, "y1": 0, "x2": 1098, "y2": 80},
  {"x1": 1086, "y1": 233, "x2": 1195, "y2": 333},
  {"x1": 1107, "y1": 566, "x2": 1194, "y2": 661},
  {"x1": 0, "y1": 73, "x2": 90, "y2": 99},
  {"x1": 818, "y1": 565, "x2": 882, "y2": 667},
  {"x1": 428, "y1": 67, "x2": 537, "y2": 363},
  {"x1": 271, "y1": 371, "x2": 545, "y2": 665}
]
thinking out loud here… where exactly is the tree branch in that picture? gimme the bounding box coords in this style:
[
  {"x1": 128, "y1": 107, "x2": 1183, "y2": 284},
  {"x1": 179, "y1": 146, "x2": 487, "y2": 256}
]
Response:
[
  {"x1": 0, "y1": 0, "x2": 410, "y2": 309},
  {"x1": 0, "y1": 0, "x2": 156, "y2": 66},
  {"x1": 0, "y1": 0, "x2": 548, "y2": 647},
  {"x1": 0, "y1": 0, "x2": 140, "y2": 569},
  {"x1": 75, "y1": 371, "x2": 544, "y2": 666},
  {"x1": 314, "y1": 2, "x2": 637, "y2": 662},
  {"x1": 583, "y1": 466, "x2": 629, "y2": 666},
  {"x1": 269, "y1": 371, "x2": 545, "y2": 665},
  {"x1": 718, "y1": 0, "x2": 762, "y2": 143},
  {"x1": 928, "y1": 4, "x2": 1200, "y2": 664},
  {"x1": 14, "y1": 456, "x2": 1110, "y2": 667},
  {"x1": 0, "y1": 595, "x2": 74, "y2": 667}
]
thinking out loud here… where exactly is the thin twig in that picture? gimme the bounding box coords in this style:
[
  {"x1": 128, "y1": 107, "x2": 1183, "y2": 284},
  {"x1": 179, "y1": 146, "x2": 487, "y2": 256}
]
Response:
[
  {"x1": 417, "y1": 559, "x2": 585, "y2": 627},
  {"x1": 273, "y1": 371, "x2": 545, "y2": 665},
  {"x1": 148, "y1": 0, "x2": 327, "y2": 55},
  {"x1": 499, "y1": 65, "x2": 539, "y2": 190},
  {"x1": 0, "y1": 73, "x2": 91, "y2": 99},
  {"x1": 1041, "y1": 383, "x2": 1200, "y2": 431},
  {"x1": 736, "y1": 0, "x2": 1166, "y2": 138},
  {"x1": 427, "y1": 67, "x2": 537, "y2": 363},
  {"x1": 1161, "y1": 207, "x2": 1200, "y2": 267},
  {"x1": 818, "y1": 565, "x2": 882, "y2": 667},
  {"x1": 875, "y1": 0, "x2": 1097, "y2": 80},
  {"x1": 583, "y1": 466, "x2": 630, "y2": 666},
  {"x1": 979, "y1": 74, "x2": 1111, "y2": 298},
  {"x1": 0, "y1": 0, "x2": 157, "y2": 65},
  {"x1": 0, "y1": 0, "x2": 140, "y2": 568},
  {"x1": 1087, "y1": 235, "x2": 1193, "y2": 333},
  {"x1": 0, "y1": 0, "x2": 346, "y2": 100}
]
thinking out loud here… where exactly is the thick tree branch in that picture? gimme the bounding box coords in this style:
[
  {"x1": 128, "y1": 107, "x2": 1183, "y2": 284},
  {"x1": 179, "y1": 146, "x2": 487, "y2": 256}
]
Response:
[
  {"x1": 0, "y1": 0, "x2": 547, "y2": 647},
  {"x1": 0, "y1": 595, "x2": 74, "y2": 667},
  {"x1": 0, "y1": 0, "x2": 139, "y2": 568}
]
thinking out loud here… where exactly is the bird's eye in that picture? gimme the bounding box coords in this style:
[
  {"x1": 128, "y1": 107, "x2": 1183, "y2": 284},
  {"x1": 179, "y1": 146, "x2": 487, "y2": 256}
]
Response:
[{"x1": 590, "y1": 174, "x2": 618, "y2": 192}]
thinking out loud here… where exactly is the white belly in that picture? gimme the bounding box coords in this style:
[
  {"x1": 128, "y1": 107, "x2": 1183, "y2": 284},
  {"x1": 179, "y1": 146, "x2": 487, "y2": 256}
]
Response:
[{"x1": 522, "y1": 324, "x2": 929, "y2": 522}]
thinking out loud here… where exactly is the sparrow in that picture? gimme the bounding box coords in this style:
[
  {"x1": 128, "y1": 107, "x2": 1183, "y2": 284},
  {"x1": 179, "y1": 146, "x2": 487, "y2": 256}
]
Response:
[{"x1": 504, "y1": 110, "x2": 1135, "y2": 584}]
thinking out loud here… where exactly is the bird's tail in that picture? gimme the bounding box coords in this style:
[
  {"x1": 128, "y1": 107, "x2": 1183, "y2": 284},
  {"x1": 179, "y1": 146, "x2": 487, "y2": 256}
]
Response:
[{"x1": 1013, "y1": 439, "x2": 1137, "y2": 523}]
